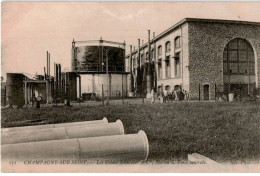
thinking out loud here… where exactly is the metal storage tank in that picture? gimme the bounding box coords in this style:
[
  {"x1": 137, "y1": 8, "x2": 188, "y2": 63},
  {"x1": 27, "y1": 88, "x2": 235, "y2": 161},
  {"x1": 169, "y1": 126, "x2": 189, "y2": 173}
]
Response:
[
  {"x1": 72, "y1": 45, "x2": 124, "y2": 72},
  {"x1": 70, "y1": 39, "x2": 127, "y2": 99},
  {"x1": 6, "y1": 73, "x2": 25, "y2": 107}
]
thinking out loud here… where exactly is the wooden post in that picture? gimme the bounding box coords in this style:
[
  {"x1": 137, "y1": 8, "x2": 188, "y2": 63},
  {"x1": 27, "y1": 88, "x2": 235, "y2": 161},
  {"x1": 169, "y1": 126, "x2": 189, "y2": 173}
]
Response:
[
  {"x1": 24, "y1": 80, "x2": 28, "y2": 109},
  {"x1": 102, "y1": 84, "x2": 104, "y2": 106},
  {"x1": 215, "y1": 83, "x2": 216, "y2": 101},
  {"x1": 106, "y1": 49, "x2": 110, "y2": 106},
  {"x1": 239, "y1": 82, "x2": 242, "y2": 101},
  {"x1": 122, "y1": 74, "x2": 124, "y2": 105},
  {"x1": 46, "y1": 81, "x2": 48, "y2": 104},
  {"x1": 199, "y1": 83, "x2": 201, "y2": 102},
  {"x1": 46, "y1": 51, "x2": 49, "y2": 77}
]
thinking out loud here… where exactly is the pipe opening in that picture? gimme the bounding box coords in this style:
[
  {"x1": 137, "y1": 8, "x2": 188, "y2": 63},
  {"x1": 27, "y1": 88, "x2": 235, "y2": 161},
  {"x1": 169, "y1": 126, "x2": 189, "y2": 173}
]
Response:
[
  {"x1": 138, "y1": 130, "x2": 149, "y2": 161},
  {"x1": 102, "y1": 117, "x2": 108, "y2": 123},
  {"x1": 116, "y1": 119, "x2": 124, "y2": 135}
]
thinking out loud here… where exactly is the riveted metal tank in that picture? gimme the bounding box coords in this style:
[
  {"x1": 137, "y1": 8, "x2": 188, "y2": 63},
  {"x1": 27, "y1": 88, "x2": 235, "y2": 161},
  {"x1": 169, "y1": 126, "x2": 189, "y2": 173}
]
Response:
[{"x1": 6, "y1": 73, "x2": 25, "y2": 107}]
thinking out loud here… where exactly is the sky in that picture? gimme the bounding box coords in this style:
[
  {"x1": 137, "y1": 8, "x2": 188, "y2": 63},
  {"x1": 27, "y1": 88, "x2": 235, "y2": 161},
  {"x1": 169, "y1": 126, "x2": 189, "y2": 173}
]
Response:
[{"x1": 2, "y1": 1, "x2": 260, "y2": 80}]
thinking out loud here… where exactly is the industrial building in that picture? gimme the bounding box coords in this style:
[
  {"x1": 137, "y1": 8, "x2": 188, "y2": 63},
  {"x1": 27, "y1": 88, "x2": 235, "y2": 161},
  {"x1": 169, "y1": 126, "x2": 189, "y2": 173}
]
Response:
[
  {"x1": 125, "y1": 18, "x2": 260, "y2": 100},
  {"x1": 2, "y1": 18, "x2": 260, "y2": 107},
  {"x1": 1, "y1": 39, "x2": 129, "y2": 107}
]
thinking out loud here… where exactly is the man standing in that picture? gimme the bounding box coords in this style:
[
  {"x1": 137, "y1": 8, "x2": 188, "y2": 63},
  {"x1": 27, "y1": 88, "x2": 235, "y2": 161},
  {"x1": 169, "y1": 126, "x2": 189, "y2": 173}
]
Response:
[{"x1": 151, "y1": 87, "x2": 155, "y2": 103}]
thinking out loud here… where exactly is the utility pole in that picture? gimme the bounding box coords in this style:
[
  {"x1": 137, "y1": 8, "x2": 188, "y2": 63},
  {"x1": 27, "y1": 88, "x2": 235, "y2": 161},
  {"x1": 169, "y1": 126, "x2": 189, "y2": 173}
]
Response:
[
  {"x1": 106, "y1": 49, "x2": 110, "y2": 105},
  {"x1": 122, "y1": 74, "x2": 124, "y2": 104}
]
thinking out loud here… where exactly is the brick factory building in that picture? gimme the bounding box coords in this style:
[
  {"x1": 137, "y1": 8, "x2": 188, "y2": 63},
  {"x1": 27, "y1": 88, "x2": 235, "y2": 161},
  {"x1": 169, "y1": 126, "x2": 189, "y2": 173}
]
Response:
[{"x1": 125, "y1": 18, "x2": 260, "y2": 101}]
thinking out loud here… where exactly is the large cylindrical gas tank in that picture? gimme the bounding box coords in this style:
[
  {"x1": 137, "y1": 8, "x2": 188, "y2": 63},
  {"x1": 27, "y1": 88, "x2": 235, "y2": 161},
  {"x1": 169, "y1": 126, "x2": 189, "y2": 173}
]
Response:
[
  {"x1": 2, "y1": 120, "x2": 124, "y2": 145},
  {"x1": 71, "y1": 46, "x2": 124, "y2": 72},
  {"x1": 2, "y1": 130, "x2": 149, "y2": 163},
  {"x1": 1, "y1": 117, "x2": 108, "y2": 133},
  {"x1": 6, "y1": 73, "x2": 25, "y2": 107}
]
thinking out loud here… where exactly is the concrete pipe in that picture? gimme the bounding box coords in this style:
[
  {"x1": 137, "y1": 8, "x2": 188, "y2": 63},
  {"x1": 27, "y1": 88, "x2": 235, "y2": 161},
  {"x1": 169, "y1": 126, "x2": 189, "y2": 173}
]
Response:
[
  {"x1": 1, "y1": 130, "x2": 149, "y2": 163},
  {"x1": 1, "y1": 117, "x2": 108, "y2": 133},
  {"x1": 1, "y1": 120, "x2": 124, "y2": 145}
]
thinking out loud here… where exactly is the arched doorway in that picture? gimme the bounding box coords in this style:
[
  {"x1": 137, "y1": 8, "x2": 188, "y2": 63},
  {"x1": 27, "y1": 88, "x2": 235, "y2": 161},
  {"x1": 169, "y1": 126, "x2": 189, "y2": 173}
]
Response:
[
  {"x1": 174, "y1": 85, "x2": 180, "y2": 91},
  {"x1": 223, "y1": 38, "x2": 256, "y2": 96},
  {"x1": 165, "y1": 85, "x2": 171, "y2": 94}
]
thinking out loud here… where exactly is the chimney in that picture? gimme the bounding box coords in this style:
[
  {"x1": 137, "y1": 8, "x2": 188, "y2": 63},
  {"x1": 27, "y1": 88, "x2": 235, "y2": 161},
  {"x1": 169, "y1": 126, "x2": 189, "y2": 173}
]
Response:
[
  {"x1": 148, "y1": 30, "x2": 151, "y2": 62},
  {"x1": 46, "y1": 51, "x2": 49, "y2": 77},
  {"x1": 138, "y1": 39, "x2": 140, "y2": 68}
]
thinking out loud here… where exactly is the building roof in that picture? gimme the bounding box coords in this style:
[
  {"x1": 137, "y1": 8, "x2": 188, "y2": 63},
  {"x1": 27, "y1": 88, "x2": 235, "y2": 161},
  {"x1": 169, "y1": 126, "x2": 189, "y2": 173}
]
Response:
[{"x1": 126, "y1": 18, "x2": 260, "y2": 57}]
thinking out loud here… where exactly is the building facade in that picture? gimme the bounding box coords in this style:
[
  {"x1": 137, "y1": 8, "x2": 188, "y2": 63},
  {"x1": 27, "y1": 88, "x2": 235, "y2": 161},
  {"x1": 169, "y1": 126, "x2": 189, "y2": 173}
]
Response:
[{"x1": 126, "y1": 18, "x2": 260, "y2": 100}]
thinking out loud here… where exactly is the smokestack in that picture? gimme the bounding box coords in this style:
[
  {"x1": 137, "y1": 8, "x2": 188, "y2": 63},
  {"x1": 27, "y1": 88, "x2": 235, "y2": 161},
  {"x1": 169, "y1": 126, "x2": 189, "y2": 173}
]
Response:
[
  {"x1": 148, "y1": 30, "x2": 151, "y2": 62},
  {"x1": 44, "y1": 67, "x2": 46, "y2": 80},
  {"x1": 54, "y1": 63, "x2": 56, "y2": 81},
  {"x1": 129, "y1": 45, "x2": 134, "y2": 94},
  {"x1": 153, "y1": 32, "x2": 157, "y2": 91},
  {"x1": 55, "y1": 64, "x2": 58, "y2": 98},
  {"x1": 72, "y1": 39, "x2": 76, "y2": 71},
  {"x1": 146, "y1": 30, "x2": 151, "y2": 97},
  {"x1": 54, "y1": 62, "x2": 56, "y2": 98},
  {"x1": 58, "y1": 64, "x2": 61, "y2": 95},
  {"x1": 130, "y1": 45, "x2": 132, "y2": 72},
  {"x1": 138, "y1": 39, "x2": 140, "y2": 68},
  {"x1": 48, "y1": 53, "x2": 50, "y2": 76},
  {"x1": 46, "y1": 51, "x2": 49, "y2": 77}
]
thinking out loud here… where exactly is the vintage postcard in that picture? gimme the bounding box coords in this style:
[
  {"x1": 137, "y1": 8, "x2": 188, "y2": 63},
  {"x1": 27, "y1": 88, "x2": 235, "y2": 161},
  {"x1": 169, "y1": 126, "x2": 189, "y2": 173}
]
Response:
[{"x1": 1, "y1": 1, "x2": 260, "y2": 173}]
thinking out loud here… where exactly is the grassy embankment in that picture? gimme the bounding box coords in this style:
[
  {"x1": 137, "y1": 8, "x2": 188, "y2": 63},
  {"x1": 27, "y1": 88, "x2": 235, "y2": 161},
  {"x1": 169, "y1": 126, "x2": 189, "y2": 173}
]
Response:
[{"x1": 1, "y1": 101, "x2": 260, "y2": 164}]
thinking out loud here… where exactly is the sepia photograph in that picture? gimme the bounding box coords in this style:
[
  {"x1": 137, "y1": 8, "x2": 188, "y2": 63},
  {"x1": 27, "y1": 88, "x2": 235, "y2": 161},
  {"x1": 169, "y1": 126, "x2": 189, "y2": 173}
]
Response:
[{"x1": 1, "y1": 1, "x2": 260, "y2": 173}]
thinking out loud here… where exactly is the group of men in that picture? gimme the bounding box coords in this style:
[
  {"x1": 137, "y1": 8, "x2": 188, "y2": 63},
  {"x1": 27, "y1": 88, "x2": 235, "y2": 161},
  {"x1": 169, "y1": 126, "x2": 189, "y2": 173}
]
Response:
[{"x1": 150, "y1": 88, "x2": 189, "y2": 103}]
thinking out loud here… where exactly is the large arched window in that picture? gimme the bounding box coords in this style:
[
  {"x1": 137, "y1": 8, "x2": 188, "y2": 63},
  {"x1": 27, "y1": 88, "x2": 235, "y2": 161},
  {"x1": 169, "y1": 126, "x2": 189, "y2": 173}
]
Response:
[
  {"x1": 151, "y1": 49, "x2": 154, "y2": 61},
  {"x1": 165, "y1": 41, "x2": 171, "y2": 53},
  {"x1": 223, "y1": 38, "x2": 255, "y2": 75},
  {"x1": 158, "y1": 45, "x2": 162, "y2": 56},
  {"x1": 174, "y1": 36, "x2": 181, "y2": 48}
]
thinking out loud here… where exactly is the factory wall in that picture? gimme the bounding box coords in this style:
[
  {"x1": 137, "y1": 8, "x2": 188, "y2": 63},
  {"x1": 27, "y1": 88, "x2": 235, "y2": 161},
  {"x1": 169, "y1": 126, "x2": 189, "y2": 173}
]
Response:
[
  {"x1": 126, "y1": 18, "x2": 260, "y2": 100},
  {"x1": 188, "y1": 21, "x2": 260, "y2": 100}
]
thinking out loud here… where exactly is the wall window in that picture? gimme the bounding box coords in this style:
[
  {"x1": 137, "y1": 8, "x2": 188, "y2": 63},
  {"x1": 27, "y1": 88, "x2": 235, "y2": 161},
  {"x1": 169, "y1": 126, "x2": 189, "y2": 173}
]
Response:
[
  {"x1": 158, "y1": 45, "x2": 162, "y2": 56},
  {"x1": 223, "y1": 38, "x2": 255, "y2": 75},
  {"x1": 158, "y1": 59, "x2": 162, "y2": 78},
  {"x1": 174, "y1": 36, "x2": 181, "y2": 48},
  {"x1": 165, "y1": 85, "x2": 171, "y2": 94},
  {"x1": 165, "y1": 41, "x2": 171, "y2": 53},
  {"x1": 151, "y1": 49, "x2": 155, "y2": 61},
  {"x1": 174, "y1": 52, "x2": 181, "y2": 76},
  {"x1": 165, "y1": 56, "x2": 171, "y2": 78},
  {"x1": 141, "y1": 54, "x2": 145, "y2": 64}
]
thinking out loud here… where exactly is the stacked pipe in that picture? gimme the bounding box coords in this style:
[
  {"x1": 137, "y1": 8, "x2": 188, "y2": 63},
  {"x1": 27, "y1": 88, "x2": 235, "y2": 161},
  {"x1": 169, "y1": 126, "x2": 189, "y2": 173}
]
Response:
[{"x1": 1, "y1": 118, "x2": 149, "y2": 164}]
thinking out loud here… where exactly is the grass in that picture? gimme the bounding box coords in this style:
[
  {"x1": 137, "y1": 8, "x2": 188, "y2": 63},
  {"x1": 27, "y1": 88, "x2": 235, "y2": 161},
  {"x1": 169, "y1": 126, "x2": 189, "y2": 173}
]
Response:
[{"x1": 1, "y1": 101, "x2": 260, "y2": 164}]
